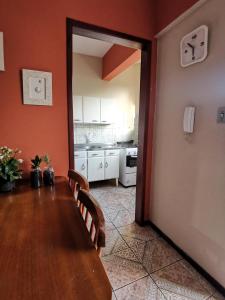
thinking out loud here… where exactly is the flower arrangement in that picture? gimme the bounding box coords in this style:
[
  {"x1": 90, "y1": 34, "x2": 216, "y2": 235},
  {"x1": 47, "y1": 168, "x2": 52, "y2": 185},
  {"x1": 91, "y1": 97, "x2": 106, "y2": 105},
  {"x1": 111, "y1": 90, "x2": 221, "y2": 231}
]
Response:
[{"x1": 0, "y1": 146, "x2": 23, "y2": 192}]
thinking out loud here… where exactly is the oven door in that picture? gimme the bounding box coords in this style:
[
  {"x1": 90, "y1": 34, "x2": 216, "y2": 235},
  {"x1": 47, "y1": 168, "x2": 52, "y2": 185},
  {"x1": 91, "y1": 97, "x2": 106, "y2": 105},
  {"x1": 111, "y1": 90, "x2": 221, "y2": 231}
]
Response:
[{"x1": 125, "y1": 155, "x2": 137, "y2": 173}]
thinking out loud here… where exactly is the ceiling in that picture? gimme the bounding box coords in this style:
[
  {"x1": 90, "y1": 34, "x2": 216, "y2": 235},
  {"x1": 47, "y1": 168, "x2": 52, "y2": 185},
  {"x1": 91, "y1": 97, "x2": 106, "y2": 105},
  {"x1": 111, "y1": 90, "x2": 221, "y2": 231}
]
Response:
[{"x1": 73, "y1": 35, "x2": 113, "y2": 57}]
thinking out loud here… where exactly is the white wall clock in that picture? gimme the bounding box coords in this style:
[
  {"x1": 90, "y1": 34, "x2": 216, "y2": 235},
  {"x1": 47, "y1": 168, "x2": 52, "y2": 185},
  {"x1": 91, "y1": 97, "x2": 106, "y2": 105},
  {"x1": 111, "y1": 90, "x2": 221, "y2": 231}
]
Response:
[{"x1": 180, "y1": 25, "x2": 208, "y2": 67}]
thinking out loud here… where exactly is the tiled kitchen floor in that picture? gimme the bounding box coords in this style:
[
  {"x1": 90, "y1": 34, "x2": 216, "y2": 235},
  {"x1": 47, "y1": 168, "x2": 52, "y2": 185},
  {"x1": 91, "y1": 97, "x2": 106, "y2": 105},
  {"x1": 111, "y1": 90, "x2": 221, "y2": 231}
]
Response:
[{"x1": 90, "y1": 182, "x2": 224, "y2": 300}]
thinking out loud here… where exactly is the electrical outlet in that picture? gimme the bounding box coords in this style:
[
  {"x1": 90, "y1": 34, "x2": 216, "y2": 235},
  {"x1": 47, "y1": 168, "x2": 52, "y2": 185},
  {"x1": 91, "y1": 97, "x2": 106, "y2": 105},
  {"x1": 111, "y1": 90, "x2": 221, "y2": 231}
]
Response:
[{"x1": 217, "y1": 107, "x2": 225, "y2": 123}]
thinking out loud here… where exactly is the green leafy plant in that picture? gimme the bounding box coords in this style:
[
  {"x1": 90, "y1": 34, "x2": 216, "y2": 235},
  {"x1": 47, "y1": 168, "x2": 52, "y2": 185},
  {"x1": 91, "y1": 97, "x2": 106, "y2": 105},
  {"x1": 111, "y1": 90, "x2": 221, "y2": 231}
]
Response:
[
  {"x1": 42, "y1": 154, "x2": 51, "y2": 167},
  {"x1": 0, "y1": 146, "x2": 23, "y2": 182},
  {"x1": 31, "y1": 155, "x2": 42, "y2": 170}
]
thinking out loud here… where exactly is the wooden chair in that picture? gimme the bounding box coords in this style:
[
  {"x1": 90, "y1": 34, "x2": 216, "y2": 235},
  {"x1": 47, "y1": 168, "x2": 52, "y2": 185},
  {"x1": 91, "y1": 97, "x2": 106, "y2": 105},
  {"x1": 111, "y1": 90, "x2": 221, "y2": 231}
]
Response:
[
  {"x1": 77, "y1": 189, "x2": 105, "y2": 255},
  {"x1": 68, "y1": 169, "x2": 89, "y2": 200}
]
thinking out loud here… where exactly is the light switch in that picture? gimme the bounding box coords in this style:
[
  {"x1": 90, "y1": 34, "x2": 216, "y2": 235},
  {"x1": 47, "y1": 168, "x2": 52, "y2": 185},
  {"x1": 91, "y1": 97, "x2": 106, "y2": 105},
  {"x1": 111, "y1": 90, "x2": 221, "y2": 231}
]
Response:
[{"x1": 217, "y1": 107, "x2": 225, "y2": 123}]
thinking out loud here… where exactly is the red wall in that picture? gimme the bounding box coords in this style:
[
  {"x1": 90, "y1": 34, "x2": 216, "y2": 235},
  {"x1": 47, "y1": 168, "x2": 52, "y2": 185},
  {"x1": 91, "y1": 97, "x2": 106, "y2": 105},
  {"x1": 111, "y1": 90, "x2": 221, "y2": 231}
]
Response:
[
  {"x1": 155, "y1": 0, "x2": 199, "y2": 34},
  {"x1": 0, "y1": 0, "x2": 155, "y2": 175}
]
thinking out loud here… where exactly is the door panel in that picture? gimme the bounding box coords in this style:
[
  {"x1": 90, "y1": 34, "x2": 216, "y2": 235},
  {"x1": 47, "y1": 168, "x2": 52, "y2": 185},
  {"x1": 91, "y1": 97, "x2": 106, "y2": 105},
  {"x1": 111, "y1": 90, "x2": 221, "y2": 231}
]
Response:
[
  {"x1": 100, "y1": 98, "x2": 115, "y2": 124},
  {"x1": 75, "y1": 158, "x2": 87, "y2": 178},
  {"x1": 83, "y1": 97, "x2": 100, "y2": 124},
  {"x1": 105, "y1": 156, "x2": 119, "y2": 180},
  {"x1": 73, "y1": 96, "x2": 83, "y2": 123},
  {"x1": 88, "y1": 157, "x2": 104, "y2": 182}
]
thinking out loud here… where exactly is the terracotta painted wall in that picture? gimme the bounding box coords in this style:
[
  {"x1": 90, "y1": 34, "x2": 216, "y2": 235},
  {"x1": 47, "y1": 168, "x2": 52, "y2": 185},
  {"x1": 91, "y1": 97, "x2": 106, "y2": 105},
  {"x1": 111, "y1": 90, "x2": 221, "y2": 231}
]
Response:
[
  {"x1": 155, "y1": 0, "x2": 199, "y2": 33},
  {"x1": 0, "y1": 0, "x2": 155, "y2": 175}
]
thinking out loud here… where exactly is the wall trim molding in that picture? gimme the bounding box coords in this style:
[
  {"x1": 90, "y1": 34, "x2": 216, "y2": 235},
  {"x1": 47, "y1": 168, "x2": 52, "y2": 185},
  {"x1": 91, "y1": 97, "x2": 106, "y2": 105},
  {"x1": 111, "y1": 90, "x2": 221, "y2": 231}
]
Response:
[
  {"x1": 155, "y1": 0, "x2": 209, "y2": 38},
  {"x1": 146, "y1": 220, "x2": 225, "y2": 296}
]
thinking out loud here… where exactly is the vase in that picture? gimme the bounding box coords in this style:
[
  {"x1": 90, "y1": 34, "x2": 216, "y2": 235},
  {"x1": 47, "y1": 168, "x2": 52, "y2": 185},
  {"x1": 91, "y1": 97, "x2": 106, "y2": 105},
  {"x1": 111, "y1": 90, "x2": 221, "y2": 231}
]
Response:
[
  {"x1": 30, "y1": 169, "x2": 42, "y2": 189},
  {"x1": 0, "y1": 180, "x2": 15, "y2": 192},
  {"x1": 43, "y1": 167, "x2": 55, "y2": 186}
]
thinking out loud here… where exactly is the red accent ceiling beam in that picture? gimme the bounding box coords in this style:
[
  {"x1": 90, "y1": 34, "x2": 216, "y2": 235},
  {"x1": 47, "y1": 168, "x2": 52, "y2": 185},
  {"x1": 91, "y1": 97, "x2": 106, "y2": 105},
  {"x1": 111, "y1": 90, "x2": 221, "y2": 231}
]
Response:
[{"x1": 102, "y1": 45, "x2": 141, "y2": 81}]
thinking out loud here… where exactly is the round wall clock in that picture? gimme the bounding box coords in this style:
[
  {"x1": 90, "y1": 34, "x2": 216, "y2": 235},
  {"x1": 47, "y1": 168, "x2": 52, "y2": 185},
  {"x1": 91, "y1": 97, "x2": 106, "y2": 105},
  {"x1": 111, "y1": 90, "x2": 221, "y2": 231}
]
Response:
[{"x1": 180, "y1": 25, "x2": 208, "y2": 67}]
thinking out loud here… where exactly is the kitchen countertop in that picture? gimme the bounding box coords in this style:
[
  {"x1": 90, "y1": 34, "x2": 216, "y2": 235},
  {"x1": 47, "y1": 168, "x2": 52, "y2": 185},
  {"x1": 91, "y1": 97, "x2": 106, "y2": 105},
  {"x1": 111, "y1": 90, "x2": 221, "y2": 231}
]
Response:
[
  {"x1": 74, "y1": 143, "x2": 138, "y2": 152},
  {"x1": 74, "y1": 144, "x2": 123, "y2": 152}
]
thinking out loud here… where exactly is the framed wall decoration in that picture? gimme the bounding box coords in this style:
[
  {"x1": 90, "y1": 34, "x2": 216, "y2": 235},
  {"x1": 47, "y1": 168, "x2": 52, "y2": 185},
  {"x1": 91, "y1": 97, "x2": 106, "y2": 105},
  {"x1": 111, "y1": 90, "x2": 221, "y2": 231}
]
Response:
[
  {"x1": 22, "y1": 69, "x2": 52, "y2": 106},
  {"x1": 0, "y1": 32, "x2": 5, "y2": 71}
]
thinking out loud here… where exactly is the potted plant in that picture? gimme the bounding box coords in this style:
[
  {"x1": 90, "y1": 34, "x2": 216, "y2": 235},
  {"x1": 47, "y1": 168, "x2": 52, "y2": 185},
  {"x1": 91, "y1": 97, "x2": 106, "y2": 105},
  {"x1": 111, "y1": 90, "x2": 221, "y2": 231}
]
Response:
[
  {"x1": 30, "y1": 155, "x2": 42, "y2": 188},
  {"x1": 0, "y1": 146, "x2": 23, "y2": 192},
  {"x1": 42, "y1": 154, "x2": 54, "y2": 186}
]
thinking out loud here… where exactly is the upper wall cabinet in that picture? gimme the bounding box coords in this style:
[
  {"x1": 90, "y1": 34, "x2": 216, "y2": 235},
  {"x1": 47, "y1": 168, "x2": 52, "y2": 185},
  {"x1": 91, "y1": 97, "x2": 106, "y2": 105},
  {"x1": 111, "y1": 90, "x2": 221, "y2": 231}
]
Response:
[
  {"x1": 73, "y1": 96, "x2": 115, "y2": 124},
  {"x1": 73, "y1": 96, "x2": 83, "y2": 123},
  {"x1": 83, "y1": 96, "x2": 101, "y2": 124},
  {"x1": 100, "y1": 98, "x2": 115, "y2": 124}
]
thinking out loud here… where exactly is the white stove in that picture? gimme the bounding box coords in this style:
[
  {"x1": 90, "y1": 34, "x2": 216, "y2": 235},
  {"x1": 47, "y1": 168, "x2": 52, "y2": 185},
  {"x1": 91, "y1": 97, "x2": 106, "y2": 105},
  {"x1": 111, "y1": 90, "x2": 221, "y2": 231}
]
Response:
[{"x1": 119, "y1": 147, "x2": 137, "y2": 187}]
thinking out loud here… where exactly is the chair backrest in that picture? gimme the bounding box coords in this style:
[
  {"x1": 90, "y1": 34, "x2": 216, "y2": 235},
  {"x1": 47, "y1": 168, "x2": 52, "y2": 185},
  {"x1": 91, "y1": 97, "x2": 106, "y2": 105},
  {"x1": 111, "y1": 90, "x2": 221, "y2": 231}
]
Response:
[
  {"x1": 68, "y1": 169, "x2": 89, "y2": 200},
  {"x1": 77, "y1": 189, "x2": 105, "y2": 255}
]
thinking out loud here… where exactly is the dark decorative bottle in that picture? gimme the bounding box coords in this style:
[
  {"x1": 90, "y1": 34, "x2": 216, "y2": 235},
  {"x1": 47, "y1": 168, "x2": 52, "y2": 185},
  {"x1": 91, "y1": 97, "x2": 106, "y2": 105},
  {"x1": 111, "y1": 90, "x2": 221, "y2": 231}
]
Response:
[
  {"x1": 30, "y1": 168, "x2": 42, "y2": 189},
  {"x1": 43, "y1": 166, "x2": 55, "y2": 186}
]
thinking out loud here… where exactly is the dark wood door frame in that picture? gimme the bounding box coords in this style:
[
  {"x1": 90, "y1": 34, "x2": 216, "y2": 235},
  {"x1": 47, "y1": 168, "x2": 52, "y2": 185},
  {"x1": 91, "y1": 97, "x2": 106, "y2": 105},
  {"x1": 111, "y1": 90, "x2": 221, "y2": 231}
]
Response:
[{"x1": 66, "y1": 18, "x2": 152, "y2": 225}]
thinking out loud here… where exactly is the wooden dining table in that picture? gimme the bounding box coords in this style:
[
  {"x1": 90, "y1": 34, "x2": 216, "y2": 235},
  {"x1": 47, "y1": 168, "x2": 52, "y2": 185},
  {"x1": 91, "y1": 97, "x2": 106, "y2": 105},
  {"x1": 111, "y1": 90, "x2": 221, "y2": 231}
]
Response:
[{"x1": 0, "y1": 176, "x2": 112, "y2": 300}]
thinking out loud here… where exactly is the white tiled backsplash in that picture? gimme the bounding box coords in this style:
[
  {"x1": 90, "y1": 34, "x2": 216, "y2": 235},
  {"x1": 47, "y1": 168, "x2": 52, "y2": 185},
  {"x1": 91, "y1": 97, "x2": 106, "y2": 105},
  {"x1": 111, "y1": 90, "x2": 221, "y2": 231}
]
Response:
[{"x1": 74, "y1": 123, "x2": 135, "y2": 144}]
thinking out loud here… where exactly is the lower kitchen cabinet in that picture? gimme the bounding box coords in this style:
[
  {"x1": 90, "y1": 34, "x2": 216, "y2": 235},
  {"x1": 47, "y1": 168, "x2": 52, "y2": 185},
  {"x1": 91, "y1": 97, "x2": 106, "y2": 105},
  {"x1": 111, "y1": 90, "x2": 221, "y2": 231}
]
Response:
[
  {"x1": 88, "y1": 157, "x2": 105, "y2": 182},
  {"x1": 75, "y1": 158, "x2": 87, "y2": 178},
  {"x1": 75, "y1": 149, "x2": 120, "y2": 183},
  {"x1": 104, "y1": 156, "x2": 119, "y2": 180}
]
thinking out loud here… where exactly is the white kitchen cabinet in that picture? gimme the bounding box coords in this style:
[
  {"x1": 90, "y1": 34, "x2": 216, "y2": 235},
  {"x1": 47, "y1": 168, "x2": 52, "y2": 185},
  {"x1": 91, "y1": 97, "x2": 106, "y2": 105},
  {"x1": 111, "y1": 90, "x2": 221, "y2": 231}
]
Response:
[
  {"x1": 75, "y1": 158, "x2": 87, "y2": 178},
  {"x1": 73, "y1": 96, "x2": 83, "y2": 123},
  {"x1": 83, "y1": 97, "x2": 100, "y2": 124},
  {"x1": 104, "y1": 155, "x2": 119, "y2": 180},
  {"x1": 100, "y1": 98, "x2": 115, "y2": 124},
  {"x1": 88, "y1": 157, "x2": 104, "y2": 182}
]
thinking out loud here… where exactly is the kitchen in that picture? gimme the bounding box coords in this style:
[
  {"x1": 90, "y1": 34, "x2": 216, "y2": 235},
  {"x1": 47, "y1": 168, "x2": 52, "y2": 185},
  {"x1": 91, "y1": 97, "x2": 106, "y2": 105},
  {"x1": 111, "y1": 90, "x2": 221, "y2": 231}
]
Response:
[{"x1": 72, "y1": 34, "x2": 141, "y2": 228}]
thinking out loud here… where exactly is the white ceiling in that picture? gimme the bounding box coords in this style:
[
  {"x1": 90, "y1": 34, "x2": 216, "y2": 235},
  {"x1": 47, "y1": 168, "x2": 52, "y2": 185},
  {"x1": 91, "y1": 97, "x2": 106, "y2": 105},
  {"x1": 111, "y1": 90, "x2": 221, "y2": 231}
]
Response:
[{"x1": 73, "y1": 35, "x2": 113, "y2": 57}]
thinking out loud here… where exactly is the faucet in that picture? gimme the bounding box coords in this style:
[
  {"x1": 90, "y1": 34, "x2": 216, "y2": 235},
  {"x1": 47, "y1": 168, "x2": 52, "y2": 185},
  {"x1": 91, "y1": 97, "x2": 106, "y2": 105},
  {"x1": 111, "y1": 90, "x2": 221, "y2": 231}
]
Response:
[{"x1": 84, "y1": 134, "x2": 91, "y2": 144}]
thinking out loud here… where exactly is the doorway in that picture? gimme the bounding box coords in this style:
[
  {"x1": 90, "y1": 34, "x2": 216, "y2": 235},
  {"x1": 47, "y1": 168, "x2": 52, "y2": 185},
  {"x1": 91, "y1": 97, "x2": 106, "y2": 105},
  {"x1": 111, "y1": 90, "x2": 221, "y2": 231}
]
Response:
[{"x1": 66, "y1": 18, "x2": 152, "y2": 225}]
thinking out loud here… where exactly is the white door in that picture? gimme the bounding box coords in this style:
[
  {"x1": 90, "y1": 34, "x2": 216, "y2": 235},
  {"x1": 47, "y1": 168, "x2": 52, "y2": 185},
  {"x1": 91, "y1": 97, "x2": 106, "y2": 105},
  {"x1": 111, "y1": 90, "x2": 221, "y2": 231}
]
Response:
[
  {"x1": 75, "y1": 158, "x2": 87, "y2": 178},
  {"x1": 100, "y1": 98, "x2": 115, "y2": 124},
  {"x1": 83, "y1": 97, "x2": 100, "y2": 124},
  {"x1": 88, "y1": 157, "x2": 104, "y2": 182},
  {"x1": 73, "y1": 96, "x2": 83, "y2": 123},
  {"x1": 105, "y1": 156, "x2": 119, "y2": 180}
]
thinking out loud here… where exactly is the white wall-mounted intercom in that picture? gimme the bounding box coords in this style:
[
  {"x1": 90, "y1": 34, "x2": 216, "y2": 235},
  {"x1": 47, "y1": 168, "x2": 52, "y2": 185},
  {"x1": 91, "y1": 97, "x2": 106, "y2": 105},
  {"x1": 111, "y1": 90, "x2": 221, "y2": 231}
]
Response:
[{"x1": 183, "y1": 106, "x2": 195, "y2": 133}]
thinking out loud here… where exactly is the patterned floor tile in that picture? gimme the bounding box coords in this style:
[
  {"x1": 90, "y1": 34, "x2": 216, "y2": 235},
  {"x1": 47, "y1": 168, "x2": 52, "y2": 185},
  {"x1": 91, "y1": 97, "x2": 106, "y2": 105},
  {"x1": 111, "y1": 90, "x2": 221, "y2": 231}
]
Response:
[
  {"x1": 208, "y1": 292, "x2": 225, "y2": 300},
  {"x1": 115, "y1": 276, "x2": 166, "y2": 300},
  {"x1": 101, "y1": 248, "x2": 148, "y2": 290},
  {"x1": 91, "y1": 182, "x2": 222, "y2": 300},
  {"x1": 152, "y1": 261, "x2": 211, "y2": 300},
  {"x1": 122, "y1": 237, "x2": 146, "y2": 262},
  {"x1": 105, "y1": 218, "x2": 116, "y2": 231},
  {"x1": 112, "y1": 291, "x2": 117, "y2": 300},
  {"x1": 114, "y1": 247, "x2": 140, "y2": 262},
  {"x1": 102, "y1": 229, "x2": 128, "y2": 257},
  {"x1": 118, "y1": 223, "x2": 158, "y2": 241},
  {"x1": 132, "y1": 238, "x2": 181, "y2": 273},
  {"x1": 181, "y1": 261, "x2": 216, "y2": 296},
  {"x1": 109, "y1": 209, "x2": 135, "y2": 227},
  {"x1": 160, "y1": 289, "x2": 193, "y2": 300}
]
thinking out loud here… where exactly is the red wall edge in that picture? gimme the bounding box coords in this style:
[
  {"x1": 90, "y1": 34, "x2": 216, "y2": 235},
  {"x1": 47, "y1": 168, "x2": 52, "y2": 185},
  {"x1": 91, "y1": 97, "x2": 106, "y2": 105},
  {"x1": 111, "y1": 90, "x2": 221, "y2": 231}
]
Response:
[
  {"x1": 102, "y1": 45, "x2": 141, "y2": 81},
  {"x1": 155, "y1": 0, "x2": 199, "y2": 34}
]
